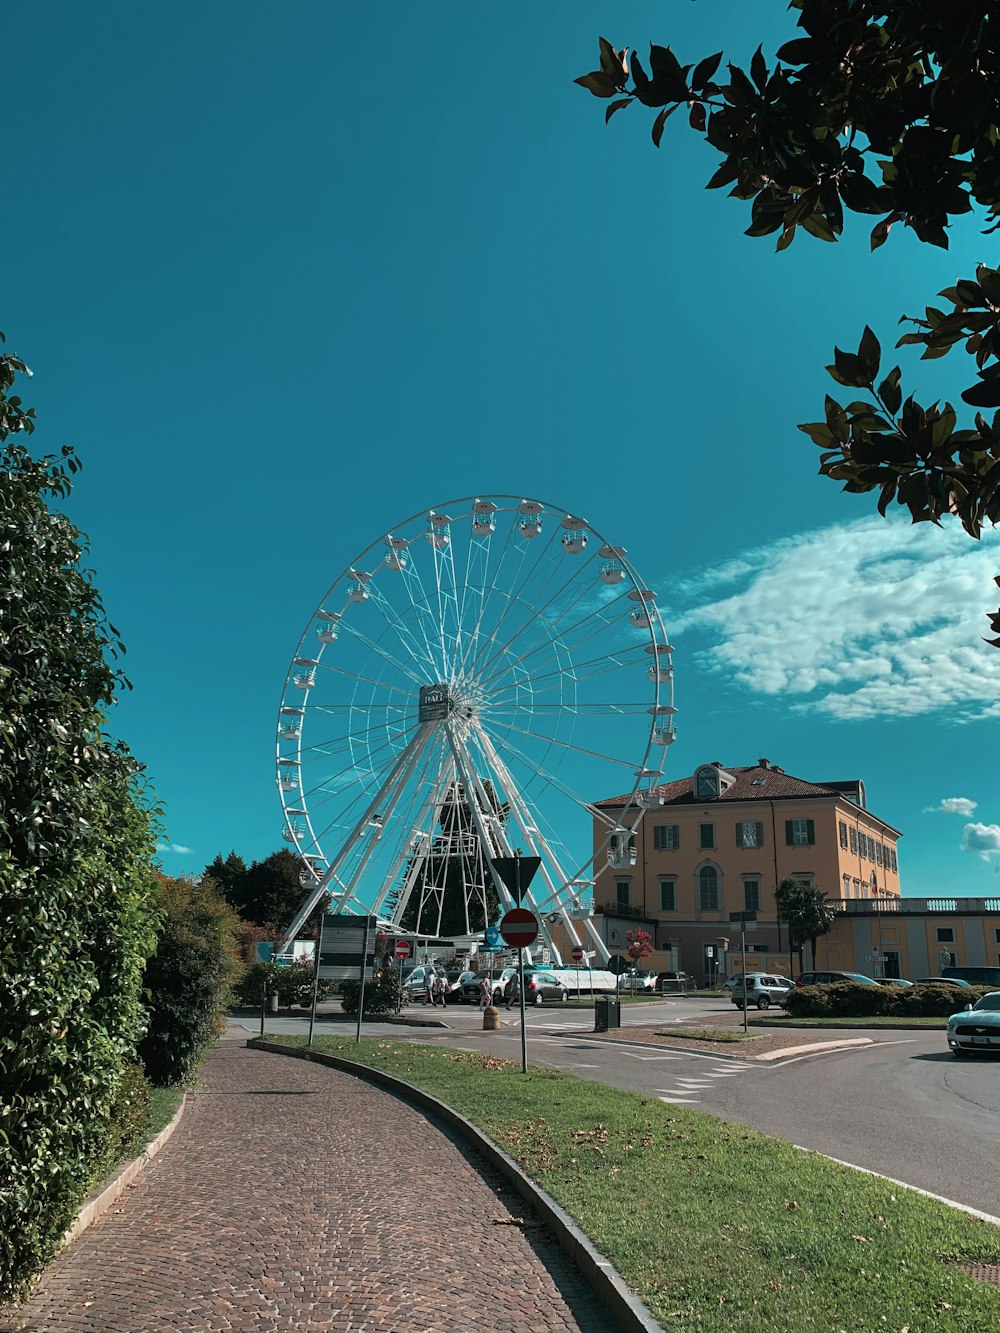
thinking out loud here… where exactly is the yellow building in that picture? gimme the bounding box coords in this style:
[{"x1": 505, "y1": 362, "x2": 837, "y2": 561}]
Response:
[{"x1": 592, "y1": 758, "x2": 902, "y2": 980}]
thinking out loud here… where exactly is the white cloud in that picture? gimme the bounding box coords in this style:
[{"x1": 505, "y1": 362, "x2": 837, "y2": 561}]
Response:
[
  {"x1": 961, "y1": 822, "x2": 1000, "y2": 861},
  {"x1": 669, "y1": 515, "x2": 1000, "y2": 721},
  {"x1": 924, "y1": 797, "x2": 978, "y2": 816},
  {"x1": 156, "y1": 841, "x2": 194, "y2": 855}
]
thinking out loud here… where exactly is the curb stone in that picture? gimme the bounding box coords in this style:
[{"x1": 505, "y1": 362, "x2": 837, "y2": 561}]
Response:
[
  {"x1": 248, "y1": 1037, "x2": 663, "y2": 1333},
  {"x1": 63, "y1": 1094, "x2": 187, "y2": 1246}
]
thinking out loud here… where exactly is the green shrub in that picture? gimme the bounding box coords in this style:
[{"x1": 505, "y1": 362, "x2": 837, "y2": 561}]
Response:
[
  {"x1": 137, "y1": 875, "x2": 242, "y2": 1086},
  {"x1": 235, "y1": 959, "x2": 336, "y2": 1008},
  {"x1": 93, "y1": 1062, "x2": 151, "y2": 1179},
  {"x1": 340, "y1": 970, "x2": 403, "y2": 1015},
  {"x1": 784, "y1": 982, "x2": 894, "y2": 1018},
  {"x1": 0, "y1": 412, "x2": 160, "y2": 1303},
  {"x1": 897, "y1": 983, "x2": 992, "y2": 1017}
]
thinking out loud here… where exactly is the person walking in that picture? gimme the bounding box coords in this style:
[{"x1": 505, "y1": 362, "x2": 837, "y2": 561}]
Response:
[
  {"x1": 479, "y1": 975, "x2": 493, "y2": 1009},
  {"x1": 434, "y1": 973, "x2": 448, "y2": 1007},
  {"x1": 424, "y1": 969, "x2": 436, "y2": 1007},
  {"x1": 504, "y1": 973, "x2": 520, "y2": 1010}
]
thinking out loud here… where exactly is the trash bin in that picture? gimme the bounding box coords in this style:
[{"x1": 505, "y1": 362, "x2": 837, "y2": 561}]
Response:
[
  {"x1": 594, "y1": 995, "x2": 621, "y2": 1032},
  {"x1": 267, "y1": 992, "x2": 280, "y2": 1015}
]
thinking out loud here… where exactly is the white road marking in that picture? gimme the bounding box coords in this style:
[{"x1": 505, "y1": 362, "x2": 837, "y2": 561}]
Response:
[
  {"x1": 625, "y1": 1053, "x2": 683, "y2": 1061},
  {"x1": 658, "y1": 1095, "x2": 699, "y2": 1104}
]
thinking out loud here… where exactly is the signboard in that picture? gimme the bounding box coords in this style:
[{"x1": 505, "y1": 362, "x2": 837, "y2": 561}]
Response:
[
  {"x1": 317, "y1": 913, "x2": 378, "y2": 980},
  {"x1": 484, "y1": 925, "x2": 500, "y2": 947},
  {"x1": 571, "y1": 945, "x2": 584, "y2": 962},
  {"x1": 499, "y1": 907, "x2": 539, "y2": 948},
  {"x1": 418, "y1": 684, "x2": 452, "y2": 722},
  {"x1": 394, "y1": 940, "x2": 411, "y2": 959},
  {"x1": 491, "y1": 855, "x2": 541, "y2": 903}
]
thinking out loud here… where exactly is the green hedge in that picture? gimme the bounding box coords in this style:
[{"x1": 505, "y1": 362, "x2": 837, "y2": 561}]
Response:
[
  {"x1": 138, "y1": 875, "x2": 243, "y2": 1087},
  {"x1": 784, "y1": 982, "x2": 992, "y2": 1019},
  {"x1": 236, "y1": 959, "x2": 337, "y2": 1008},
  {"x1": 0, "y1": 435, "x2": 160, "y2": 1304},
  {"x1": 340, "y1": 970, "x2": 403, "y2": 1015}
]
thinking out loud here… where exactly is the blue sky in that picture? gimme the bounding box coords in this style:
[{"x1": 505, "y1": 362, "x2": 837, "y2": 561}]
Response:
[{"x1": 7, "y1": 2, "x2": 1000, "y2": 898}]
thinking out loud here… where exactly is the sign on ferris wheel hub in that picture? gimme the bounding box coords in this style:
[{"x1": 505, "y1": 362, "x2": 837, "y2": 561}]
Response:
[{"x1": 499, "y1": 907, "x2": 539, "y2": 948}]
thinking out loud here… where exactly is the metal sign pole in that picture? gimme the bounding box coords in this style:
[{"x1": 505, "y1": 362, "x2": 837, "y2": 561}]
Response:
[
  {"x1": 741, "y1": 917, "x2": 748, "y2": 1034},
  {"x1": 396, "y1": 952, "x2": 403, "y2": 1015},
  {"x1": 518, "y1": 945, "x2": 528, "y2": 1074},
  {"x1": 307, "y1": 921, "x2": 324, "y2": 1047},
  {"x1": 356, "y1": 915, "x2": 373, "y2": 1044}
]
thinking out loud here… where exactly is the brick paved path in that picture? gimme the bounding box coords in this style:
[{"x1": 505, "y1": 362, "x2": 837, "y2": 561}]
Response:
[{"x1": 3, "y1": 1038, "x2": 607, "y2": 1332}]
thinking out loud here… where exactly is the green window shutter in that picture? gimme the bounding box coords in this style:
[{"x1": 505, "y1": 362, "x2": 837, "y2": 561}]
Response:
[
  {"x1": 807, "y1": 819, "x2": 815, "y2": 845},
  {"x1": 785, "y1": 819, "x2": 794, "y2": 845}
]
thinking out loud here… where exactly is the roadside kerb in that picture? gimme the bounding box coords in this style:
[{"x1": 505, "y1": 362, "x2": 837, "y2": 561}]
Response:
[
  {"x1": 583, "y1": 1029, "x2": 876, "y2": 1063},
  {"x1": 63, "y1": 1094, "x2": 187, "y2": 1246},
  {"x1": 248, "y1": 1037, "x2": 661, "y2": 1333},
  {"x1": 756, "y1": 1037, "x2": 874, "y2": 1062}
]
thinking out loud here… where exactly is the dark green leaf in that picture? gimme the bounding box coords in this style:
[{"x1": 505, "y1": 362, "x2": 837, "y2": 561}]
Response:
[
  {"x1": 962, "y1": 379, "x2": 1000, "y2": 408},
  {"x1": 858, "y1": 326, "x2": 881, "y2": 379},
  {"x1": 690, "y1": 51, "x2": 723, "y2": 93},
  {"x1": 575, "y1": 71, "x2": 618, "y2": 98},
  {"x1": 605, "y1": 97, "x2": 633, "y2": 125}
]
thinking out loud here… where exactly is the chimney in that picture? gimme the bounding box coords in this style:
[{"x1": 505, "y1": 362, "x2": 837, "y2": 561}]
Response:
[{"x1": 758, "y1": 758, "x2": 770, "y2": 769}]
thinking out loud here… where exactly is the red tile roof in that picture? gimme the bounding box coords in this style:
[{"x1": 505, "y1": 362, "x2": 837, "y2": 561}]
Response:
[{"x1": 596, "y1": 763, "x2": 851, "y2": 809}]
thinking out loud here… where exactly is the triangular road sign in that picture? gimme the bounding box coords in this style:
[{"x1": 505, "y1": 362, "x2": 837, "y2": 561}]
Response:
[{"x1": 491, "y1": 855, "x2": 541, "y2": 903}]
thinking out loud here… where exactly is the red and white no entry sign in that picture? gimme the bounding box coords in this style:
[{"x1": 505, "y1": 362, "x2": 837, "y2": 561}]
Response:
[
  {"x1": 499, "y1": 907, "x2": 539, "y2": 948},
  {"x1": 394, "y1": 941, "x2": 411, "y2": 959},
  {"x1": 571, "y1": 945, "x2": 584, "y2": 961}
]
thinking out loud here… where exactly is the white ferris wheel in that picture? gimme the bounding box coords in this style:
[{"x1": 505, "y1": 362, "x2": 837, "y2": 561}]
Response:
[{"x1": 275, "y1": 495, "x2": 676, "y2": 965}]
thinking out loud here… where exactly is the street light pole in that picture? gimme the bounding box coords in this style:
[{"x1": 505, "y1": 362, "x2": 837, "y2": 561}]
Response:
[{"x1": 872, "y1": 871, "x2": 884, "y2": 978}]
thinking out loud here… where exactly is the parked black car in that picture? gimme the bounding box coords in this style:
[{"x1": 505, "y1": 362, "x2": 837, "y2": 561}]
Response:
[{"x1": 656, "y1": 971, "x2": 695, "y2": 993}]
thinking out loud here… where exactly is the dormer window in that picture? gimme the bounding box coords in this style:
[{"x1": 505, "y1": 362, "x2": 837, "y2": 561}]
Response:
[{"x1": 695, "y1": 766, "x2": 718, "y2": 799}]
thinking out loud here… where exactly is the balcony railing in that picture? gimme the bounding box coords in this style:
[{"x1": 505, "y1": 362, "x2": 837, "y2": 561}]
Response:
[{"x1": 832, "y1": 897, "x2": 1000, "y2": 914}]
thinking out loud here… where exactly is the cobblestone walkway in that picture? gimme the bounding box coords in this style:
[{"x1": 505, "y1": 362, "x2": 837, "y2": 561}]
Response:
[{"x1": 4, "y1": 1039, "x2": 607, "y2": 1332}]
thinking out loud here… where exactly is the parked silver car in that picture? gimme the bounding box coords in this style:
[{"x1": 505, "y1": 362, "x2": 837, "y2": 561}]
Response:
[{"x1": 731, "y1": 973, "x2": 794, "y2": 1011}]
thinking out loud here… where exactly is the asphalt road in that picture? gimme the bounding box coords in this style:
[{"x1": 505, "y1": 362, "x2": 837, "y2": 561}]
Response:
[{"x1": 237, "y1": 996, "x2": 1000, "y2": 1217}]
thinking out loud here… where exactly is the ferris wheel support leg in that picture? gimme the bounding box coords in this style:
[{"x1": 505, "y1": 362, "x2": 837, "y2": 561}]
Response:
[
  {"x1": 471, "y1": 723, "x2": 575, "y2": 965},
  {"x1": 373, "y1": 755, "x2": 457, "y2": 927},
  {"x1": 277, "y1": 724, "x2": 435, "y2": 954},
  {"x1": 325, "y1": 726, "x2": 443, "y2": 918},
  {"x1": 443, "y1": 726, "x2": 517, "y2": 912}
]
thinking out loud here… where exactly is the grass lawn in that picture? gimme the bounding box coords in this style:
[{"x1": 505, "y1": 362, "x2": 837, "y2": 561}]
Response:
[
  {"x1": 263, "y1": 1034, "x2": 1000, "y2": 1332},
  {"x1": 754, "y1": 1016, "x2": 947, "y2": 1029},
  {"x1": 145, "y1": 1086, "x2": 183, "y2": 1141}
]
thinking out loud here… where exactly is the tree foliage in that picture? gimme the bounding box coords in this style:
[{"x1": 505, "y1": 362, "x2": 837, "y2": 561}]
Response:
[
  {"x1": 203, "y1": 847, "x2": 315, "y2": 932},
  {"x1": 137, "y1": 874, "x2": 243, "y2": 1086},
  {"x1": 576, "y1": 6, "x2": 1000, "y2": 639},
  {"x1": 0, "y1": 332, "x2": 160, "y2": 1302},
  {"x1": 775, "y1": 877, "x2": 837, "y2": 969}
]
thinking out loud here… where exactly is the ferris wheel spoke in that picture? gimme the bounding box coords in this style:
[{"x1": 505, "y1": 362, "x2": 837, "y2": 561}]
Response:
[
  {"x1": 453, "y1": 513, "x2": 523, "y2": 682},
  {"x1": 345, "y1": 582, "x2": 441, "y2": 684},
  {"x1": 474, "y1": 721, "x2": 622, "y2": 832},
  {"x1": 463, "y1": 532, "x2": 576, "y2": 683},
  {"x1": 331, "y1": 614, "x2": 432, "y2": 690},
  {"x1": 475, "y1": 586, "x2": 636, "y2": 692},
  {"x1": 460, "y1": 518, "x2": 568, "y2": 682}
]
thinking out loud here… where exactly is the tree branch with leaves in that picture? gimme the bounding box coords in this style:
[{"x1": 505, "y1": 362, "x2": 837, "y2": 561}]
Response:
[{"x1": 576, "y1": 4, "x2": 1000, "y2": 640}]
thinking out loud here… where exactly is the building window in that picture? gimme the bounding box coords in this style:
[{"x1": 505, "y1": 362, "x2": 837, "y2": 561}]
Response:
[
  {"x1": 889, "y1": 848, "x2": 897, "y2": 873},
  {"x1": 750, "y1": 943, "x2": 770, "y2": 953},
  {"x1": 696, "y1": 767, "x2": 718, "y2": 799},
  {"x1": 653, "y1": 824, "x2": 679, "y2": 851},
  {"x1": 936, "y1": 927, "x2": 955, "y2": 943},
  {"x1": 994, "y1": 928, "x2": 1000, "y2": 945},
  {"x1": 743, "y1": 879, "x2": 760, "y2": 912},
  {"x1": 839, "y1": 821, "x2": 848, "y2": 849},
  {"x1": 698, "y1": 865, "x2": 719, "y2": 911},
  {"x1": 699, "y1": 823, "x2": 715, "y2": 849},
  {"x1": 659, "y1": 879, "x2": 676, "y2": 912},
  {"x1": 849, "y1": 826, "x2": 857, "y2": 854},
  {"x1": 616, "y1": 879, "x2": 630, "y2": 908},
  {"x1": 843, "y1": 874, "x2": 852, "y2": 899},
  {"x1": 786, "y1": 819, "x2": 815, "y2": 846},
  {"x1": 736, "y1": 821, "x2": 764, "y2": 848}
]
